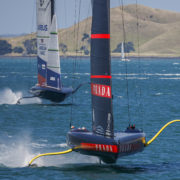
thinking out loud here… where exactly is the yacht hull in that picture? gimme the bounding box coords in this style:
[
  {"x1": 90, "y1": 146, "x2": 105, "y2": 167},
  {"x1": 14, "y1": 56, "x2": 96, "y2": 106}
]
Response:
[
  {"x1": 67, "y1": 128, "x2": 145, "y2": 163},
  {"x1": 30, "y1": 85, "x2": 73, "y2": 103}
]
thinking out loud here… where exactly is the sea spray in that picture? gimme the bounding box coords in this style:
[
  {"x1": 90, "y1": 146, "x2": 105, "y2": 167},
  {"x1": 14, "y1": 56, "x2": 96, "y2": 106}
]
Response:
[
  {"x1": 0, "y1": 88, "x2": 22, "y2": 105},
  {"x1": 0, "y1": 88, "x2": 42, "y2": 105},
  {"x1": 31, "y1": 152, "x2": 98, "y2": 167},
  {"x1": 0, "y1": 132, "x2": 98, "y2": 167},
  {"x1": 0, "y1": 133, "x2": 39, "y2": 167},
  {"x1": 19, "y1": 97, "x2": 42, "y2": 105}
]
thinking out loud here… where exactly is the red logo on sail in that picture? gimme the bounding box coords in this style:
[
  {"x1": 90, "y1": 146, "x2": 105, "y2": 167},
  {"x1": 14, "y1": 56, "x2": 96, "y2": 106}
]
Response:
[
  {"x1": 38, "y1": 74, "x2": 46, "y2": 86},
  {"x1": 91, "y1": 83, "x2": 112, "y2": 98}
]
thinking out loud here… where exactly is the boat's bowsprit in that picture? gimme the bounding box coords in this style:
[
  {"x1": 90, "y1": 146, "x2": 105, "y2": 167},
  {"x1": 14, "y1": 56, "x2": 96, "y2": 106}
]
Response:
[{"x1": 67, "y1": 127, "x2": 145, "y2": 164}]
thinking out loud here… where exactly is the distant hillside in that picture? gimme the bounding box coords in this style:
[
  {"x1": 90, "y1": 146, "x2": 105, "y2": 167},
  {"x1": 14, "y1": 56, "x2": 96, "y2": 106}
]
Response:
[{"x1": 1, "y1": 4, "x2": 180, "y2": 57}]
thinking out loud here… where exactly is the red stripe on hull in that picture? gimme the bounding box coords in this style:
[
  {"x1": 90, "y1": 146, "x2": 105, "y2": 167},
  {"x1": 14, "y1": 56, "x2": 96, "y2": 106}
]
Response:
[
  {"x1": 91, "y1": 34, "x2": 110, "y2": 39},
  {"x1": 91, "y1": 75, "x2": 111, "y2": 79},
  {"x1": 38, "y1": 74, "x2": 46, "y2": 86},
  {"x1": 91, "y1": 83, "x2": 112, "y2": 98},
  {"x1": 81, "y1": 143, "x2": 118, "y2": 153}
]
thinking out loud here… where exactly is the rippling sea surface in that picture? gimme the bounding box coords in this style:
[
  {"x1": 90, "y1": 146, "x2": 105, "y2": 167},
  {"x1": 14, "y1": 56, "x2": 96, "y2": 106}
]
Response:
[{"x1": 0, "y1": 57, "x2": 179, "y2": 180}]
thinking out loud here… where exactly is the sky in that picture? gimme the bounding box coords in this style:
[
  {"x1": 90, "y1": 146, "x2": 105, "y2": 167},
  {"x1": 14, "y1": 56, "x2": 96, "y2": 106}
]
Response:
[{"x1": 0, "y1": 0, "x2": 180, "y2": 35}]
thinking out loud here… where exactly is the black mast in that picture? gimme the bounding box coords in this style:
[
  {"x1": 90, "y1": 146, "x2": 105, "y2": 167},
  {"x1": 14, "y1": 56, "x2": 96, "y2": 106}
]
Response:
[
  {"x1": 51, "y1": 0, "x2": 55, "y2": 21},
  {"x1": 91, "y1": 0, "x2": 113, "y2": 137}
]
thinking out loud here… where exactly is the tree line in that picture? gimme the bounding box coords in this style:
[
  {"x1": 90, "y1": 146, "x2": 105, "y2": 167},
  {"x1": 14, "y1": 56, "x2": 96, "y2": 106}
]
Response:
[
  {"x1": 0, "y1": 35, "x2": 135, "y2": 56},
  {"x1": 0, "y1": 40, "x2": 23, "y2": 55}
]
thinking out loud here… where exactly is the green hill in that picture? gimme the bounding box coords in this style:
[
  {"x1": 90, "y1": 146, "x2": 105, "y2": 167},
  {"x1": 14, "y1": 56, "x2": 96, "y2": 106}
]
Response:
[{"x1": 1, "y1": 4, "x2": 180, "y2": 57}]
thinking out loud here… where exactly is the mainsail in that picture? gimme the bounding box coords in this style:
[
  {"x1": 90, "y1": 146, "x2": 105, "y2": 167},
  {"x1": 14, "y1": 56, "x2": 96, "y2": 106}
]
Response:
[
  {"x1": 91, "y1": 0, "x2": 114, "y2": 137},
  {"x1": 36, "y1": 0, "x2": 61, "y2": 89},
  {"x1": 121, "y1": 42, "x2": 125, "y2": 60}
]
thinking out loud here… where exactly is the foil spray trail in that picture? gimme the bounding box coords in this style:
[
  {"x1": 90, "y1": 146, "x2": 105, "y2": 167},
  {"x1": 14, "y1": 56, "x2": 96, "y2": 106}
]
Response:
[
  {"x1": 0, "y1": 132, "x2": 98, "y2": 168},
  {"x1": 0, "y1": 133, "x2": 38, "y2": 168},
  {"x1": 0, "y1": 88, "x2": 42, "y2": 105}
]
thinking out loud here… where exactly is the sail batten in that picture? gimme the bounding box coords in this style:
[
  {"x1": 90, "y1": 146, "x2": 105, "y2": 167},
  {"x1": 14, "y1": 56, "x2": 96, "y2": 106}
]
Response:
[{"x1": 91, "y1": 0, "x2": 113, "y2": 137}]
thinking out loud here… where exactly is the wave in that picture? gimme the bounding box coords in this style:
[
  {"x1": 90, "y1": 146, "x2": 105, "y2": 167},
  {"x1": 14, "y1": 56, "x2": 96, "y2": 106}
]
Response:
[
  {"x1": 113, "y1": 73, "x2": 180, "y2": 76},
  {"x1": 154, "y1": 93, "x2": 163, "y2": 96},
  {"x1": 159, "y1": 78, "x2": 180, "y2": 80}
]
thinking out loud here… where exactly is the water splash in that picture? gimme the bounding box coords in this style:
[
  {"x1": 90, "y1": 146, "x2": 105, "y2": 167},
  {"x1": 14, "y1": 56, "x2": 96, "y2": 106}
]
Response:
[
  {"x1": 0, "y1": 88, "x2": 22, "y2": 105},
  {"x1": 0, "y1": 88, "x2": 42, "y2": 105},
  {"x1": 33, "y1": 152, "x2": 98, "y2": 167},
  {"x1": 19, "y1": 97, "x2": 42, "y2": 104},
  {"x1": 0, "y1": 132, "x2": 98, "y2": 168},
  {"x1": 0, "y1": 134, "x2": 38, "y2": 168}
]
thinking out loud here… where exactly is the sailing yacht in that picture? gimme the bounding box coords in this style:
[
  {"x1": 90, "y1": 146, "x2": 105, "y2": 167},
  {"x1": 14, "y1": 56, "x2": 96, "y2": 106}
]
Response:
[
  {"x1": 29, "y1": 0, "x2": 77, "y2": 103},
  {"x1": 121, "y1": 42, "x2": 130, "y2": 62},
  {"x1": 67, "y1": 0, "x2": 145, "y2": 163}
]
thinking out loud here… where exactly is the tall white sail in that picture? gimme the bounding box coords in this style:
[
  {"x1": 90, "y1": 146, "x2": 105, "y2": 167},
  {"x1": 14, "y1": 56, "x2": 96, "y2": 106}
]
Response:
[
  {"x1": 121, "y1": 42, "x2": 125, "y2": 60},
  {"x1": 121, "y1": 42, "x2": 130, "y2": 61},
  {"x1": 36, "y1": 0, "x2": 52, "y2": 86},
  {"x1": 36, "y1": 0, "x2": 61, "y2": 89},
  {"x1": 47, "y1": 15, "x2": 61, "y2": 89}
]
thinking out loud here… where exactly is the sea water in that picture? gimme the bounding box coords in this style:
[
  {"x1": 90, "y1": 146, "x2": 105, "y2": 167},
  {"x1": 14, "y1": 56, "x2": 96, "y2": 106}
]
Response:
[{"x1": 0, "y1": 57, "x2": 179, "y2": 180}]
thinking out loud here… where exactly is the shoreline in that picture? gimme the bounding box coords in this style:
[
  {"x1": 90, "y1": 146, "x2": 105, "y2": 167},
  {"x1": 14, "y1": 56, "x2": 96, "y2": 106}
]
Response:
[{"x1": 1, "y1": 55, "x2": 180, "y2": 59}]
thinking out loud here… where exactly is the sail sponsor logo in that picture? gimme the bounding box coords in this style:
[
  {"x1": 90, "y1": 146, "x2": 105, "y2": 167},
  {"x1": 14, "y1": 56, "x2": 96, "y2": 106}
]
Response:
[
  {"x1": 41, "y1": 64, "x2": 46, "y2": 70},
  {"x1": 118, "y1": 143, "x2": 142, "y2": 153},
  {"x1": 91, "y1": 83, "x2": 111, "y2": 98},
  {"x1": 40, "y1": 51, "x2": 45, "y2": 56},
  {"x1": 40, "y1": 0, "x2": 45, "y2": 7},
  {"x1": 38, "y1": 25, "x2": 48, "y2": 31},
  {"x1": 50, "y1": 77, "x2": 55, "y2": 81},
  {"x1": 39, "y1": 45, "x2": 46, "y2": 51},
  {"x1": 81, "y1": 143, "x2": 118, "y2": 153},
  {"x1": 39, "y1": 0, "x2": 50, "y2": 11},
  {"x1": 38, "y1": 74, "x2": 46, "y2": 86}
]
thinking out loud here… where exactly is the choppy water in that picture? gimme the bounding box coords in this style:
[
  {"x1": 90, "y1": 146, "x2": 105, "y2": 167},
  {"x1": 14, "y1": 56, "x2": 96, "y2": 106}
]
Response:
[{"x1": 0, "y1": 57, "x2": 179, "y2": 180}]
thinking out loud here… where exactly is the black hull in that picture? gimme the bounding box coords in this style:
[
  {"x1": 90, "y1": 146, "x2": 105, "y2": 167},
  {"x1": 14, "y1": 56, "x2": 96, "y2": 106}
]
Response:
[
  {"x1": 30, "y1": 86, "x2": 73, "y2": 103},
  {"x1": 67, "y1": 128, "x2": 145, "y2": 164},
  {"x1": 36, "y1": 90, "x2": 68, "y2": 103}
]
